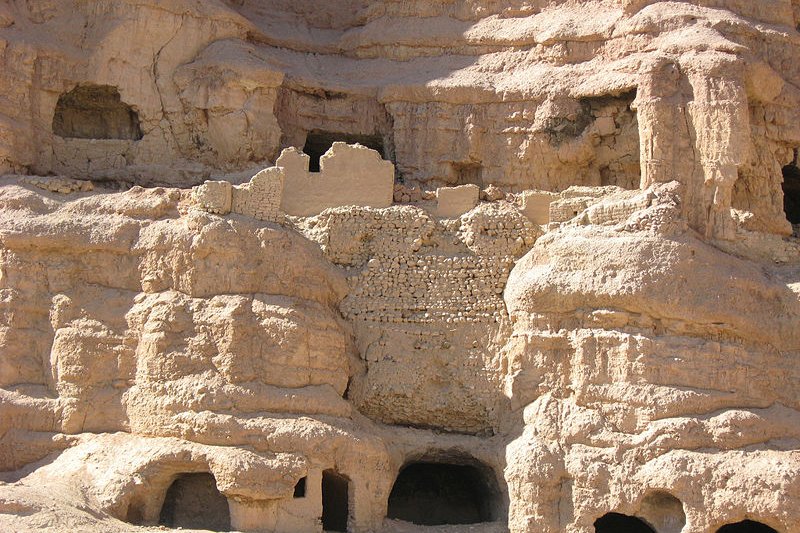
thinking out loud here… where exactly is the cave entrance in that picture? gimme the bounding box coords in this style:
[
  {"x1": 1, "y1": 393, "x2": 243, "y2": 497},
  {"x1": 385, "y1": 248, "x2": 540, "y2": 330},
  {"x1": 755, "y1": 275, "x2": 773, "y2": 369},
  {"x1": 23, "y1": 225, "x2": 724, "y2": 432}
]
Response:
[
  {"x1": 52, "y1": 84, "x2": 143, "y2": 140},
  {"x1": 158, "y1": 473, "x2": 230, "y2": 532},
  {"x1": 322, "y1": 469, "x2": 349, "y2": 532},
  {"x1": 294, "y1": 476, "x2": 307, "y2": 498},
  {"x1": 594, "y1": 512, "x2": 655, "y2": 533},
  {"x1": 303, "y1": 131, "x2": 385, "y2": 172},
  {"x1": 717, "y1": 520, "x2": 779, "y2": 533},
  {"x1": 387, "y1": 461, "x2": 497, "y2": 525},
  {"x1": 782, "y1": 151, "x2": 800, "y2": 225},
  {"x1": 452, "y1": 161, "x2": 484, "y2": 187}
]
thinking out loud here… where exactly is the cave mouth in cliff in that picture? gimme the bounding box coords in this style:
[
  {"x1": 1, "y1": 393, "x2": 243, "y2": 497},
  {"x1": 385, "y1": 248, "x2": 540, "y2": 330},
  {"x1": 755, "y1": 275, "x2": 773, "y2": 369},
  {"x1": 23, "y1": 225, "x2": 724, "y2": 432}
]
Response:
[
  {"x1": 52, "y1": 84, "x2": 143, "y2": 140},
  {"x1": 782, "y1": 153, "x2": 800, "y2": 224},
  {"x1": 158, "y1": 473, "x2": 230, "y2": 532},
  {"x1": 304, "y1": 131, "x2": 385, "y2": 172},
  {"x1": 386, "y1": 461, "x2": 498, "y2": 525},
  {"x1": 594, "y1": 512, "x2": 655, "y2": 533},
  {"x1": 716, "y1": 520, "x2": 779, "y2": 533},
  {"x1": 452, "y1": 161, "x2": 484, "y2": 187},
  {"x1": 322, "y1": 469, "x2": 350, "y2": 532}
]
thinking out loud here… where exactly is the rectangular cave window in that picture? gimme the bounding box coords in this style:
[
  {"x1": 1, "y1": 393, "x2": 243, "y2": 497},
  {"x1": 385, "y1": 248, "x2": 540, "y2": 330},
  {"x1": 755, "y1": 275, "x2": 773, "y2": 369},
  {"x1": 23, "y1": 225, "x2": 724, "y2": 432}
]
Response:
[
  {"x1": 293, "y1": 476, "x2": 307, "y2": 498},
  {"x1": 52, "y1": 84, "x2": 143, "y2": 140},
  {"x1": 587, "y1": 89, "x2": 640, "y2": 190},
  {"x1": 303, "y1": 131, "x2": 385, "y2": 172}
]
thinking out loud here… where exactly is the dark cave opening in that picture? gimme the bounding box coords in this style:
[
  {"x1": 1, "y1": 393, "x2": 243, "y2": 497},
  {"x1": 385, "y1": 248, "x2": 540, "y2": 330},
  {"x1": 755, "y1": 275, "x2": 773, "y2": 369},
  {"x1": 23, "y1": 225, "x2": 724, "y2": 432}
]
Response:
[
  {"x1": 782, "y1": 153, "x2": 800, "y2": 224},
  {"x1": 386, "y1": 461, "x2": 497, "y2": 525},
  {"x1": 594, "y1": 512, "x2": 655, "y2": 533},
  {"x1": 717, "y1": 520, "x2": 779, "y2": 533},
  {"x1": 52, "y1": 84, "x2": 143, "y2": 140},
  {"x1": 158, "y1": 473, "x2": 230, "y2": 532},
  {"x1": 303, "y1": 131, "x2": 385, "y2": 172},
  {"x1": 293, "y1": 476, "x2": 307, "y2": 498},
  {"x1": 452, "y1": 161, "x2": 484, "y2": 187},
  {"x1": 322, "y1": 469, "x2": 350, "y2": 532}
]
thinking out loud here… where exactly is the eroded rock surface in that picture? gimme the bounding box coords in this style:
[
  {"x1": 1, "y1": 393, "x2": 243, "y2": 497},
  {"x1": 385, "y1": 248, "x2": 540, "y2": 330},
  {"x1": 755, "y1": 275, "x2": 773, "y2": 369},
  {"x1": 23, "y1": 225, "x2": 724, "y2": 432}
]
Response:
[{"x1": 1, "y1": 1, "x2": 800, "y2": 533}]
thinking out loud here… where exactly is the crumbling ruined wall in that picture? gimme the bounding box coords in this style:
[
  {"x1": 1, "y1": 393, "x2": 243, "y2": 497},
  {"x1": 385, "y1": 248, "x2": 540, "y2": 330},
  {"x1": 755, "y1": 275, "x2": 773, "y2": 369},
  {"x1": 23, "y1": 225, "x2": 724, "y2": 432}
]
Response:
[
  {"x1": 300, "y1": 201, "x2": 540, "y2": 435},
  {"x1": 279, "y1": 143, "x2": 395, "y2": 216}
]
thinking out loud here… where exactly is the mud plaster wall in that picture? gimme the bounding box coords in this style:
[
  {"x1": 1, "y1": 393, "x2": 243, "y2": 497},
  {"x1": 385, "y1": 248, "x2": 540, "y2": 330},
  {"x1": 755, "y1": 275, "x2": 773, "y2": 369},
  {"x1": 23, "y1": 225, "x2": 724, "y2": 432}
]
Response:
[{"x1": 299, "y1": 201, "x2": 540, "y2": 434}]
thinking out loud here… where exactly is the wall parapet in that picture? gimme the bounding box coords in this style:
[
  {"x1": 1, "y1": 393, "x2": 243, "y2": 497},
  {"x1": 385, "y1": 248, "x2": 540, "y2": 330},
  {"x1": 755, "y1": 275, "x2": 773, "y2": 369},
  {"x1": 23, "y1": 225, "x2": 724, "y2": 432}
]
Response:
[
  {"x1": 193, "y1": 143, "x2": 395, "y2": 220},
  {"x1": 279, "y1": 142, "x2": 395, "y2": 217}
]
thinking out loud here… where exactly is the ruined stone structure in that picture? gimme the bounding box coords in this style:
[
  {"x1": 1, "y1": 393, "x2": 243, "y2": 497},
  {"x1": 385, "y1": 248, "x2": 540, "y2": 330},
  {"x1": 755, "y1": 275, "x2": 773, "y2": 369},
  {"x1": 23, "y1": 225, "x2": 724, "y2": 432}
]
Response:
[{"x1": 1, "y1": 1, "x2": 800, "y2": 533}]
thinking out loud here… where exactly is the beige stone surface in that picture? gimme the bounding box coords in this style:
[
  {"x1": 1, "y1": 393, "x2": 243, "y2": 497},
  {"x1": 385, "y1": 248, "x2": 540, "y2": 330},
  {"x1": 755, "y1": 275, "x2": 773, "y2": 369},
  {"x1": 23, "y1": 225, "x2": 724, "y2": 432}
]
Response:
[
  {"x1": 0, "y1": 0, "x2": 796, "y2": 238},
  {"x1": 194, "y1": 180, "x2": 233, "y2": 215},
  {"x1": 519, "y1": 190, "x2": 558, "y2": 225},
  {"x1": 1, "y1": 2, "x2": 800, "y2": 533},
  {"x1": 436, "y1": 184, "x2": 480, "y2": 218},
  {"x1": 279, "y1": 144, "x2": 395, "y2": 217},
  {"x1": 231, "y1": 167, "x2": 285, "y2": 222}
]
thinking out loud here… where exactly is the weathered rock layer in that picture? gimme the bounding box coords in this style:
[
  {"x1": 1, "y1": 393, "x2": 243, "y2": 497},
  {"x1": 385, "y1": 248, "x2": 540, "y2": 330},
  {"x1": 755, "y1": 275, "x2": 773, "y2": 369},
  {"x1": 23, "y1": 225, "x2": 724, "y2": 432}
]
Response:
[{"x1": 1, "y1": 1, "x2": 800, "y2": 533}]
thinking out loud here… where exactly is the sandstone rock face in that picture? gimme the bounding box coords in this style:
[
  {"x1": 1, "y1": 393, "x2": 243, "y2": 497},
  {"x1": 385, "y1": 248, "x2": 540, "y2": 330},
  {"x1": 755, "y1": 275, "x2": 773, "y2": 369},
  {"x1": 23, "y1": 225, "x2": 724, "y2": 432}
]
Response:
[
  {"x1": 1, "y1": 0, "x2": 799, "y2": 239},
  {"x1": 1, "y1": 2, "x2": 800, "y2": 533}
]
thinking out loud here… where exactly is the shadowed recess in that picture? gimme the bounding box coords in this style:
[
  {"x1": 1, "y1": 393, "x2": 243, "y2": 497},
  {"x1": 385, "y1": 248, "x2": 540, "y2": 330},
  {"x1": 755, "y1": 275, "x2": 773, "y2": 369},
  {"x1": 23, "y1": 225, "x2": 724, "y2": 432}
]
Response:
[
  {"x1": 322, "y1": 469, "x2": 349, "y2": 532},
  {"x1": 387, "y1": 462, "x2": 496, "y2": 525},
  {"x1": 639, "y1": 491, "x2": 686, "y2": 533},
  {"x1": 293, "y1": 476, "x2": 307, "y2": 498},
  {"x1": 717, "y1": 520, "x2": 779, "y2": 533},
  {"x1": 53, "y1": 84, "x2": 143, "y2": 140},
  {"x1": 452, "y1": 161, "x2": 484, "y2": 187},
  {"x1": 594, "y1": 512, "x2": 655, "y2": 533},
  {"x1": 158, "y1": 473, "x2": 230, "y2": 532},
  {"x1": 783, "y1": 153, "x2": 800, "y2": 224}
]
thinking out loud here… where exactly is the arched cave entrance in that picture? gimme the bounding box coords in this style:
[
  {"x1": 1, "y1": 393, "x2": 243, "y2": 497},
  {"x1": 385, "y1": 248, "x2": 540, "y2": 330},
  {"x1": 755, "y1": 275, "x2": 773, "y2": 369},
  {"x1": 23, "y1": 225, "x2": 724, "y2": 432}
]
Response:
[
  {"x1": 782, "y1": 151, "x2": 800, "y2": 225},
  {"x1": 158, "y1": 472, "x2": 231, "y2": 531},
  {"x1": 594, "y1": 512, "x2": 655, "y2": 533},
  {"x1": 717, "y1": 520, "x2": 779, "y2": 533},
  {"x1": 52, "y1": 84, "x2": 143, "y2": 140},
  {"x1": 322, "y1": 469, "x2": 350, "y2": 532},
  {"x1": 304, "y1": 130, "x2": 385, "y2": 172},
  {"x1": 387, "y1": 461, "x2": 499, "y2": 525}
]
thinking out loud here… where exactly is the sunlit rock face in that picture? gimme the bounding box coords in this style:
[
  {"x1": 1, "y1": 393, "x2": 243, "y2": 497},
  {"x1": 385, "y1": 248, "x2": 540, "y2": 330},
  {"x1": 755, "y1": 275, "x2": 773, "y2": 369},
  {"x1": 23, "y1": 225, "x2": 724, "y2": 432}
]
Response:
[{"x1": 1, "y1": 1, "x2": 800, "y2": 533}]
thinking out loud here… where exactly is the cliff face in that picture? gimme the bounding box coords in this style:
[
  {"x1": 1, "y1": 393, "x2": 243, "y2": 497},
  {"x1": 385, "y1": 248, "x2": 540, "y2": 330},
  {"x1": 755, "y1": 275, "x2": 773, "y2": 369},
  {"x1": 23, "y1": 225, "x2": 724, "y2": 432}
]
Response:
[
  {"x1": 2, "y1": 0, "x2": 800, "y2": 237},
  {"x1": 1, "y1": 2, "x2": 800, "y2": 533}
]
